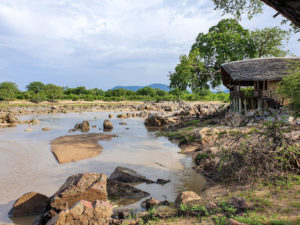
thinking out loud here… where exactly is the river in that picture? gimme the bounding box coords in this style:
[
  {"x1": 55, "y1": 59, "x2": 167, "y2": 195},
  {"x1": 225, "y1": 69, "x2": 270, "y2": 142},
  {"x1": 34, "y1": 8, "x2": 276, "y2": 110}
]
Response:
[{"x1": 0, "y1": 111, "x2": 206, "y2": 224}]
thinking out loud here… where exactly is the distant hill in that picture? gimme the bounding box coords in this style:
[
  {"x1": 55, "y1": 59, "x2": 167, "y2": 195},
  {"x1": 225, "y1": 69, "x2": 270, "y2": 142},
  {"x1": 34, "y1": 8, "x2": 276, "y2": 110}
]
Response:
[{"x1": 112, "y1": 83, "x2": 169, "y2": 92}]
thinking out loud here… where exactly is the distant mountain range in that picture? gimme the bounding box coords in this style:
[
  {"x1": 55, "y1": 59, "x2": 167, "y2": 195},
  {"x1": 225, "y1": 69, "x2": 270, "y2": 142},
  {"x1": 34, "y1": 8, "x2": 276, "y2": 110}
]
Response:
[{"x1": 112, "y1": 83, "x2": 169, "y2": 92}]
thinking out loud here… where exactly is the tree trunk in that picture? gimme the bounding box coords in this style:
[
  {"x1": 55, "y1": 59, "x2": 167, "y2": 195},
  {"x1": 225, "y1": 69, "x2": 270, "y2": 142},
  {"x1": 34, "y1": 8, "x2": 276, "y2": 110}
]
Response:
[{"x1": 261, "y1": 0, "x2": 300, "y2": 27}]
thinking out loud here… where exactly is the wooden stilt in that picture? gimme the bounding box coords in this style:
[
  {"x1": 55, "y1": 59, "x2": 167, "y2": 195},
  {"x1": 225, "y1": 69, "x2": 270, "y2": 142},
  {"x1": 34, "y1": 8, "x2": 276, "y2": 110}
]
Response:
[
  {"x1": 243, "y1": 99, "x2": 247, "y2": 114},
  {"x1": 239, "y1": 98, "x2": 242, "y2": 113}
]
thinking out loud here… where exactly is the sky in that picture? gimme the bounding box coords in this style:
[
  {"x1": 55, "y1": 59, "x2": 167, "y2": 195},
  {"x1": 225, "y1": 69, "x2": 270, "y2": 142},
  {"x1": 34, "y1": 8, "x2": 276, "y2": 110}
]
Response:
[{"x1": 0, "y1": 0, "x2": 299, "y2": 91}]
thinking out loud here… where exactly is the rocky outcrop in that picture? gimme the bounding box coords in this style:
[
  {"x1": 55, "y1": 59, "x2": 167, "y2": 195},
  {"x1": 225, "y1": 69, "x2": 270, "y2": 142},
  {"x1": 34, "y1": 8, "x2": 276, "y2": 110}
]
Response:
[
  {"x1": 109, "y1": 167, "x2": 154, "y2": 184},
  {"x1": 50, "y1": 173, "x2": 107, "y2": 212},
  {"x1": 0, "y1": 113, "x2": 19, "y2": 128},
  {"x1": 9, "y1": 192, "x2": 49, "y2": 217},
  {"x1": 194, "y1": 127, "x2": 220, "y2": 144},
  {"x1": 103, "y1": 120, "x2": 113, "y2": 130},
  {"x1": 144, "y1": 114, "x2": 169, "y2": 127},
  {"x1": 46, "y1": 200, "x2": 112, "y2": 225},
  {"x1": 74, "y1": 121, "x2": 90, "y2": 132},
  {"x1": 223, "y1": 112, "x2": 245, "y2": 127},
  {"x1": 107, "y1": 180, "x2": 150, "y2": 200},
  {"x1": 175, "y1": 191, "x2": 201, "y2": 207}
]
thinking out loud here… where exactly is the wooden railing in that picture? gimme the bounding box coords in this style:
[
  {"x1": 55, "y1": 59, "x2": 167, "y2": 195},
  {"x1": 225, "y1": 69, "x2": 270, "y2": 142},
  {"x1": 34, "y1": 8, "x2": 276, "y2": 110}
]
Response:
[{"x1": 232, "y1": 90, "x2": 275, "y2": 99}]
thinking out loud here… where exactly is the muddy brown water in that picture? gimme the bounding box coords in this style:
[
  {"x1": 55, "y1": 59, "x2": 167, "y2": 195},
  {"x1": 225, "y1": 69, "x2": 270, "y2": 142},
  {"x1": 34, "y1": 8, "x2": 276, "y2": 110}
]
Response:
[{"x1": 0, "y1": 112, "x2": 206, "y2": 225}]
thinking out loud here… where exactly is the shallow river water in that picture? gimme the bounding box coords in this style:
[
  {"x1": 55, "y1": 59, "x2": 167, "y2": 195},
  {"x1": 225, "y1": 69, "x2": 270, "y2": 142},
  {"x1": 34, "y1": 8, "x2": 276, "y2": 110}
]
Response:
[{"x1": 0, "y1": 112, "x2": 206, "y2": 224}]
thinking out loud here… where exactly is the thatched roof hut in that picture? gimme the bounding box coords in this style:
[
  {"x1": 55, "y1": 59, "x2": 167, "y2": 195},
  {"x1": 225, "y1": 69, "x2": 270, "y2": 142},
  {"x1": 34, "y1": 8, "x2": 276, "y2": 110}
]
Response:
[{"x1": 221, "y1": 57, "x2": 300, "y2": 88}]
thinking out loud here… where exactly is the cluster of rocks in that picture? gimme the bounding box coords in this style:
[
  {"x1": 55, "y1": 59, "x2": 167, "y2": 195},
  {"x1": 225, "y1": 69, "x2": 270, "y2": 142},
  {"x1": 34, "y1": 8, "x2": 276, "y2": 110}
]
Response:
[
  {"x1": 9, "y1": 167, "x2": 170, "y2": 225},
  {"x1": 144, "y1": 103, "x2": 228, "y2": 128}
]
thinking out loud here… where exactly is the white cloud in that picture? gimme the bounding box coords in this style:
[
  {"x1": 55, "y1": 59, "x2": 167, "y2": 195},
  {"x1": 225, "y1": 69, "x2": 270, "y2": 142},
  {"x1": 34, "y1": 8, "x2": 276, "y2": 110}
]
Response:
[{"x1": 0, "y1": 0, "x2": 298, "y2": 89}]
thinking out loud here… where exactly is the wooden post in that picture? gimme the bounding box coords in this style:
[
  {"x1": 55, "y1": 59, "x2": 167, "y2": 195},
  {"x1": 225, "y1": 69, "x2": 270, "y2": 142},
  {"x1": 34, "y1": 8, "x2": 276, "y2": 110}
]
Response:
[
  {"x1": 239, "y1": 98, "x2": 242, "y2": 113},
  {"x1": 258, "y1": 99, "x2": 262, "y2": 110},
  {"x1": 251, "y1": 98, "x2": 254, "y2": 109},
  {"x1": 243, "y1": 99, "x2": 247, "y2": 114}
]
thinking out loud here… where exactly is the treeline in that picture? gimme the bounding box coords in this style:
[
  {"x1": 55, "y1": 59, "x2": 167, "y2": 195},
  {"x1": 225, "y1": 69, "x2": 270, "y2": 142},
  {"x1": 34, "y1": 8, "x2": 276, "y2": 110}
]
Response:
[{"x1": 0, "y1": 81, "x2": 229, "y2": 102}]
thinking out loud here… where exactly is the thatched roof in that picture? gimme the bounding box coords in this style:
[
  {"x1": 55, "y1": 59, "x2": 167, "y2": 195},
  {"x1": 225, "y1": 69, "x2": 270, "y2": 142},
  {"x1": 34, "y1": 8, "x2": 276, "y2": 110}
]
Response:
[{"x1": 221, "y1": 57, "x2": 300, "y2": 88}]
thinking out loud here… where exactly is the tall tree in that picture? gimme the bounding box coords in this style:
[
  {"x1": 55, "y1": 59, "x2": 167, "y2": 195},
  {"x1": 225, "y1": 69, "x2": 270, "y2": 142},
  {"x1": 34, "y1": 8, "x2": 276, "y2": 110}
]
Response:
[
  {"x1": 169, "y1": 19, "x2": 290, "y2": 91},
  {"x1": 26, "y1": 82, "x2": 45, "y2": 94},
  {"x1": 45, "y1": 84, "x2": 63, "y2": 101},
  {"x1": 0, "y1": 82, "x2": 19, "y2": 101}
]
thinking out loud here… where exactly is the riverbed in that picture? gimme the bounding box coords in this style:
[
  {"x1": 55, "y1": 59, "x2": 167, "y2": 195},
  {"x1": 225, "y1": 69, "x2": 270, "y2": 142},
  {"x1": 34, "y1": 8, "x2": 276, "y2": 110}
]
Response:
[{"x1": 0, "y1": 112, "x2": 206, "y2": 225}]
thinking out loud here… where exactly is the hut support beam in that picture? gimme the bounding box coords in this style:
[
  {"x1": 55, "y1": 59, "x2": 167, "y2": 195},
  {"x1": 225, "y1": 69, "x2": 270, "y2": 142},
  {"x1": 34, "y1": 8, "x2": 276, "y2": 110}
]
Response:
[
  {"x1": 243, "y1": 99, "x2": 247, "y2": 114},
  {"x1": 258, "y1": 99, "x2": 262, "y2": 111},
  {"x1": 239, "y1": 98, "x2": 242, "y2": 113}
]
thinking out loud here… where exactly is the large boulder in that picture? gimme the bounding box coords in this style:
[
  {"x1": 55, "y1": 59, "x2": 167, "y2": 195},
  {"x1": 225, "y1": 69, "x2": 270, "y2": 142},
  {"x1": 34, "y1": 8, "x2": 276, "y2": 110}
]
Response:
[
  {"x1": 229, "y1": 197, "x2": 250, "y2": 211},
  {"x1": 50, "y1": 173, "x2": 107, "y2": 212},
  {"x1": 194, "y1": 127, "x2": 220, "y2": 144},
  {"x1": 109, "y1": 167, "x2": 154, "y2": 184},
  {"x1": 46, "y1": 200, "x2": 112, "y2": 225},
  {"x1": 103, "y1": 120, "x2": 113, "y2": 130},
  {"x1": 144, "y1": 114, "x2": 169, "y2": 127},
  {"x1": 5, "y1": 113, "x2": 19, "y2": 124},
  {"x1": 107, "y1": 180, "x2": 150, "y2": 200},
  {"x1": 74, "y1": 121, "x2": 90, "y2": 132},
  {"x1": 9, "y1": 192, "x2": 49, "y2": 217},
  {"x1": 175, "y1": 191, "x2": 201, "y2": 207}
]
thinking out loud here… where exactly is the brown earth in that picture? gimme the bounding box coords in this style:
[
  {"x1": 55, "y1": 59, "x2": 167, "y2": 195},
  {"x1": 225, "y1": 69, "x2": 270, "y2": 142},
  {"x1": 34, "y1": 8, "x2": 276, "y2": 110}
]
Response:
[{"x1": 50, "y1": 133, "x2": 117, "y2": 164}]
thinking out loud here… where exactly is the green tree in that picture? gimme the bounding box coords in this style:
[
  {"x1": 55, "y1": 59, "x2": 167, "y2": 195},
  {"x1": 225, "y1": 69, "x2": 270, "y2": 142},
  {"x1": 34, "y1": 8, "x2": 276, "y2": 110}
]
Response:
[
  {"x1": 277, "y1": 62, "x2": 300, "y2": 112},
  {"x1": 136, "y1": 87, "x2": 156, "y2": 97},
  {"x1": 0, "y1": 82, "x2": 19, "y2": 101},
  {"x1": 45, "y1": 84, "x2": 63, "y2": 101},
  {"x1": 26, "y1": 81, "x2": 45, "y2": 94},
  {"x1": 169, "y1": 19, "x2": 290, "y2": 91},
  {"x1": 212, "y1": 0, "x2": 299, "y2": 30}
]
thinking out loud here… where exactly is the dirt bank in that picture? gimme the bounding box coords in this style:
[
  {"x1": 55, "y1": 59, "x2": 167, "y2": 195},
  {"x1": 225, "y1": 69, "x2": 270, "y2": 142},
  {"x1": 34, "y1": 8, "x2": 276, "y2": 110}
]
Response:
[{"x1": 51, "y1": 133, "x2": 117, "y2": 164}]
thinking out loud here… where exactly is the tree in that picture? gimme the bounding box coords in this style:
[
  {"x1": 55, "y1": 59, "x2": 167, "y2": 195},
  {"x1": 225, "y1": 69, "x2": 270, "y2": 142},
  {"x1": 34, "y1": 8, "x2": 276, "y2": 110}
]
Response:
[
  {"x1": 45, "y1": 84, "x2": 63, "y2": 101},
  {"x1": 277, "y1": 61, "x2": 300, "y2": 112},
  {"x1": 169, "y1": 19, "x2": 290, "y2": 91},
  {"x1": 26, "y1": 82, "x2": 45, "y2": 94},
  {"x1": 136, "y1": 87, "x2": 156, "y2": 97},
  {"x1": 0, "y1": 82, "x2": 19, "y2": 101},
  {"x1": 212, "y1": 0, "x2": 300, "y2": 29}
]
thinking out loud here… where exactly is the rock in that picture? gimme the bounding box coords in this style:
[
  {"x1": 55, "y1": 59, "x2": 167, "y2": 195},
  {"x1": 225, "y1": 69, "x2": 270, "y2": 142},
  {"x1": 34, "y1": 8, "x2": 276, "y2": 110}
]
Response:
[
  {"x1": 31, "y1": 119, "x2": 40, "y2": 125},
  {"x1": 5, "y1": 113, "x2": 19, "y2": 124},
  {"x1": 109, "y1": 167, "x2": 154, "y2": 184},
  {"x1": 24, "y1": 128, "x2": 32, "y2": 132},
  {"x1": 156, "y1": 179, "x2": 170, "y2": 185},
  {"x1": 103, "y1": 120, "x2": 113, "y2": 130},
  {"x1": 9, "y1": 192, "x2": 49, "y2": 217},
  {"x1": 46, "y1": 200, "x2": 112, "y2": 225},
  {"x1": 194, "y1": 127, "x2": 219, "y2": 144},
  {"x1": 229, "y1": 219, "x2": 247, "y2": 225},
  {"x1": 141, "y1": 197, "x2": 160, "y2": 210},
  {"x1": 108, "y1": 114, "x2": 114, "y2": 119},
  {"x1": 144, "y1": 113, "x2": 169, "y2": 127},
  {"x1": 74, "y1": 121, "x2": 90, "y2": 132},
  {"x1": 246, "y1": 110, "x2": 256, "y2": 117},
  {"x1": 205, "y1": 202, "x2": 217, "y2": 211},
  {"x1": 290, "y1": 130, "x2": 300, "y2": 141},
  {"x1": 68, "y1": 128, "x2": 76, "y2": 133},
  {"x1": 164, "y1": 106, "x2": 173, "y2": 112},
  {"x1": 42, "y1": 127, "x2": 51, "y2": 131},
  {"x1": 229, "y1": 197, "x2": 250, "y2": 210},
  {"x1": 117, "y1": 114, "x2": 127, "y2": 119},
  {"x1": 119, "y1": 122, "x2": 127, "y2": 126},
  {"x1": 175, "y1": 191, "x2": 201, "y2": 207},
  {"x1": 107, "y1": 180, "x2": 150, "y2": 200},
  {"x1": 50, "y1": 173, "x2": 107, "y2": 212}
]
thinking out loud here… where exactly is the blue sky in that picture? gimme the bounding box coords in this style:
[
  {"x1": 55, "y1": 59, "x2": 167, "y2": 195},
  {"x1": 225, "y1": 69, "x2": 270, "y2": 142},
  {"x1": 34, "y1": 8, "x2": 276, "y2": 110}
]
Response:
[{"x1": 0, "y1": 0, "x2": 299, "y2": 91}]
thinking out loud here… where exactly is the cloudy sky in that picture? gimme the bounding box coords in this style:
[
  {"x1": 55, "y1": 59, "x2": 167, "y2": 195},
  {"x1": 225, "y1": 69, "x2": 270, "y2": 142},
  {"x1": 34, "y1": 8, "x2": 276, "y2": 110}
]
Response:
[{"x1": 0, "y1": 0, "x2": 299, "y2": 90}]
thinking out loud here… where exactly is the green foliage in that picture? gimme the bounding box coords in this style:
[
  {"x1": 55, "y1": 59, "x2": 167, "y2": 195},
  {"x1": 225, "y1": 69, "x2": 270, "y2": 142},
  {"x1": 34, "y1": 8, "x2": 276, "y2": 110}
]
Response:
[
  {"x1": 277, "y1": 61, "x2": 300, "y2": 113},
  {"x1": 26, "y1": 81, "x2": 45, "y2": 94},
  {"x1": 212, "y1": 0, "x2": 263, "y2": 20},
  {"x1": 0, "y1": 82, "x2": 20, "y2": 101},
  {"x1": 169, "y1": 19, "x2": 290, "y2": 91},
  {"x1": 45, "y1": 84, "x2": 64, "y2": 101}
]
